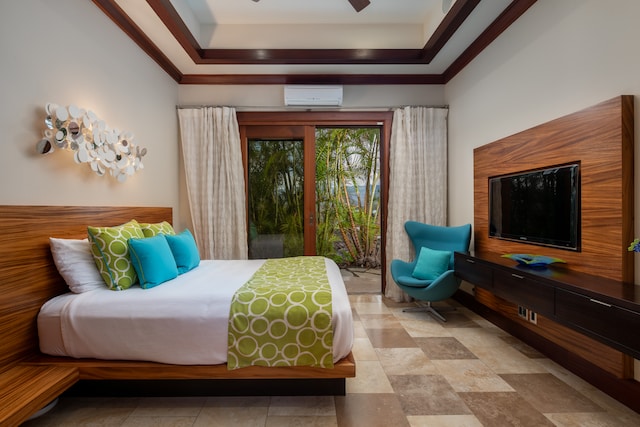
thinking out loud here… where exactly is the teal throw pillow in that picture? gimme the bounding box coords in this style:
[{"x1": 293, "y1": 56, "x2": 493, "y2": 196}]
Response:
[
  {"x1": 412, "y1": 247, "x2": 452, "y2": 280},
  {"x1": 128, "y1": 234, "x2": 178, "y2": 289},
  {"x1": 165, "y1": 229, "x2": 200, "y2": 274}
]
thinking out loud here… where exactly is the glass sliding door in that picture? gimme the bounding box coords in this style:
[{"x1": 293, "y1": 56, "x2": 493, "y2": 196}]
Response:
[
  {"x1": 239, "y1": 112, "x2": 390, "y2": 292},
  {"x1": 244, "y1": 125, "x2": 382, "y2": 269},
  {"x1": 247, "y1": 138, "x2": 304, "y2": 259},
  {"x1": 315, "y1": 128, "x2": 381, "y2": 268}
]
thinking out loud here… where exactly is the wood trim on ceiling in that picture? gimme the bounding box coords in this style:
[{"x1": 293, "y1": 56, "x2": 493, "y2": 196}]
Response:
[
  {"x1": 443, "y1": 0, "x2": 538, "y2": 81},
  {"x1": 179, "y1": 74, "x2": 446, "y2": 85},
  {"x1": 148, "y1": 0, "x2": 480, "y2": 65},
  {"x1": 92, "y1": 0, "x2": 183, "y2": 82},
  {"x1": 92, "y1": 0, "x2": 537, "y2": 85}
]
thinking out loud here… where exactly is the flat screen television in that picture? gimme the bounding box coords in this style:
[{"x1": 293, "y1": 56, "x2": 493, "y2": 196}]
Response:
[{"x1": 489, "y1": 163, "x2": 580, "y2": 251}]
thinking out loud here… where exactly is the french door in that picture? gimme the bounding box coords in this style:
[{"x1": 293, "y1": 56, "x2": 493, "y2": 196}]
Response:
[
  {"x1": 238, "y1": 112, "x2": 392, "y2": 290},
  {"x1": 243, "y1": 125, "x2": 314, "y2": 258}
]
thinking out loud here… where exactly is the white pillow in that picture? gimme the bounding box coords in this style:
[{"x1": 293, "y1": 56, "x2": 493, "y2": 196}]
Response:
[{"x1": 50, "y1": 237, "x2": 105, "y2": 293}]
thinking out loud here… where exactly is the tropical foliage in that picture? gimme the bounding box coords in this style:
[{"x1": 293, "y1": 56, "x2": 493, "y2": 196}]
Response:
[
  {"x1": 315, "y1": 128, "x2": 381, "y2": 267},
  {"x1": 247, "y1": 128, "x2": 381, "y2": 267},
  {"x1": 247, "y1": 139, "x2": 304, "y2": 257}
]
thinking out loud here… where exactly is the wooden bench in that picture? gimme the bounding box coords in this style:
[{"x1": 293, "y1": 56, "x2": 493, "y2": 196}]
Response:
[{"x1": 0, "y1": 365, "x2": 78, "y2": 427}]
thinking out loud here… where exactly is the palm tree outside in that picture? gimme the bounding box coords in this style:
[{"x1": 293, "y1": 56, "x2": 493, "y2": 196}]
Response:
[{"x1": 247, "y1": 127, "x2": 381, "y2": 271}]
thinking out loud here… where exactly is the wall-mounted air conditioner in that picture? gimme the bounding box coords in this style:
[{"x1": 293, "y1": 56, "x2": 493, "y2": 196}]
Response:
[{"x1": 284, "y1": 85, "x2": 343, "y2": 106}]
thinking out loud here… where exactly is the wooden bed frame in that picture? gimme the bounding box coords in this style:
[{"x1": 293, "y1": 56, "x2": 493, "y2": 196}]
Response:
[{"x1": 0, "y1": 205, "x2": 355, "y2": 424}]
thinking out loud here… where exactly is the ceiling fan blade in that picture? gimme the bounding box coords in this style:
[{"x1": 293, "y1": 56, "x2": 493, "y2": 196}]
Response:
[{"x1": 348, "y1": 0, "x2": 370, "y2": 13}]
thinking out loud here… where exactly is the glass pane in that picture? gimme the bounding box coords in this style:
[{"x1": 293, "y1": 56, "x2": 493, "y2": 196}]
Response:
[
  {"x1": 315, "y1": 128, "x2": 381, "y2": 268},
  {"x1": 248, "y1": 139, "x2": 304, "y2": 259}
]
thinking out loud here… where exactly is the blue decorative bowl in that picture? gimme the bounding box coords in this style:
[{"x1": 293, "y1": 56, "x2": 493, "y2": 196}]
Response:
[{"x1": 501, "y1": 253, "x2": 566, "y2": 268}]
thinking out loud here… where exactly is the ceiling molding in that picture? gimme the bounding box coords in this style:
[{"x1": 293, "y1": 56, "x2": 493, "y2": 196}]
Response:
[
  {"x1": 148, "y1": 0, "x2": 480, "y2": 65},
  {"x1": 421, "y1": 0, "x2": 481, "y2": 63},
  {"x1": 92, "y1": 0, "x2": 537, "y2": 85},
  {"x1": 146, "y1": 0, "x2": 203, "y2": 65},
  {"x1": 443, "y1": 0, "x2": 538, "y2": 82},
  {"x1": 93, "y1": 0, "x2": 183, "y2": 82},
  {"x1": 180, "y1": 74, "x2": 446, "y2": 85}
]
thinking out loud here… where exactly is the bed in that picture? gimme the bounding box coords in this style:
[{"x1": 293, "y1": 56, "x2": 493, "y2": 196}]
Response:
[
  {"x1": 38, "y1": 257, "x2": 353, "y2": 366},
  {"x1": 0, "y1": 205, "x2": 355, "y2": 397}
]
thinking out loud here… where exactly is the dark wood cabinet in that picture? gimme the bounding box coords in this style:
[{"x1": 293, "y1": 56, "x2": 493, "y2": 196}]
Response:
[
  {"x1": 455, "y1": 255, "x2": 493, "y2": 289},
  {"x1": 455, "y1": 251, "x2": 640, "y2": 360},
  {"x1": 555, "y1": 288, "x2": 640, "y2": 358},
  {"x1": 491, "y1": 269, "x2": 555, "y2": 317}
]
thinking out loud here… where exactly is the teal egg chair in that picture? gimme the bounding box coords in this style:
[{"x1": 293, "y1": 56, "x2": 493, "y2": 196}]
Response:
[{"x1": 390, "y1": 221, "x2": 472, "y2": 321}]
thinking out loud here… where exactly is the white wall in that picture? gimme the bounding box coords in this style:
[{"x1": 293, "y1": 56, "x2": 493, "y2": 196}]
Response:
[
  {"x1": 0, "y1": 0, "x2": 181, "y2": 225},
  {"x1": 445, "y1": 0, "x2": 640, "y2": 378},
  {"x1": 178, "y1": 84, "x2": 445, "y2": 109},
  {"x1": 446, "y1": 0, "x2": 640, "y2": 241}
]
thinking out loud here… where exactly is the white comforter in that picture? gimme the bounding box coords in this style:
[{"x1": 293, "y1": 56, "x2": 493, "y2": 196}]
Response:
[{"x1": 38, "y1": 258, "x2": 353, "y2": 365}]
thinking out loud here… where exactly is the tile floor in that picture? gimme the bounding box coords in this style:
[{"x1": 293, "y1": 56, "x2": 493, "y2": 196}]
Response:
[{"x1": 22, "y1": 271, "x2": 640, "y2": 426}]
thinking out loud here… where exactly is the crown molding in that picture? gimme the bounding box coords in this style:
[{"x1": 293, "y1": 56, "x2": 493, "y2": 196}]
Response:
[{"x1": 92, "y1": 0, "x2": 537, "y2": 84}]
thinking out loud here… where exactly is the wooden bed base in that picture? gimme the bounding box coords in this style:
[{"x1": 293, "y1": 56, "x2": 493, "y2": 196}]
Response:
[
  {"x1": 23, "y1": 352, "x2": 355, "y2": 397},
  {"x1": 0, "y1": 205, "x2": 355, "y2": 423},
  {"x1": 24, "y1": 353, "x2": 356, "y2": 382}
]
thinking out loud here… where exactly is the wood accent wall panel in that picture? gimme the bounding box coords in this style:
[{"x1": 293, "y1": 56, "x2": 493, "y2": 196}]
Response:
[
  {"x1": 474, "y1": 96, "x2": 634, "y2": 282},
  {"x1": 472, "y1": 96, "x2": 635, "y2": 380},
  {"x1": 0, "y1": 206, "x2": 172, "y2": 371}
]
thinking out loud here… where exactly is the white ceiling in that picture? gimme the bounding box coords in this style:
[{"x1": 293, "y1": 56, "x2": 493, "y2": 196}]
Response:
[
  {"x1": 184, "y1": 0, "x2": 438, "y2": 25},
  {"x1": 174, "y1": 0, "x2": 450, "y2": 51},
  {"x1": 106, "y1": 0, "x2": 525, "y2": 81}
]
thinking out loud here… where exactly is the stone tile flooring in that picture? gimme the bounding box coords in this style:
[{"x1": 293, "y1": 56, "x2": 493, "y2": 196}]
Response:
[{"x1": 23, "y1": 279, "x2": 640, "y2": 426}]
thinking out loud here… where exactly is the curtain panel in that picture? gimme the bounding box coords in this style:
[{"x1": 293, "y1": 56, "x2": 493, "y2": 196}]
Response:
[
  {"x1": 385, "y1": 107, "x2": 448, "y2": 302},
  {"x1": 177, "y1": 107, "x2": 248, "y2": 260}
]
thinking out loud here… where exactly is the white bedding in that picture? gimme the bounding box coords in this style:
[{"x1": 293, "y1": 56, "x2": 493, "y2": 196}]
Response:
[{"x1": 38, "y1": 258, "x2": 353, "y2": 365}]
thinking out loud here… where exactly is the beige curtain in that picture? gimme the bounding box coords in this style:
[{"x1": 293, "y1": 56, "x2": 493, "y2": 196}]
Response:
[
  {"x1": 177, "y1": 107, "x2": 248, "y2": 260},
  {"x1": 385, "y1": 106, "x2": 448, "y2": 302}
]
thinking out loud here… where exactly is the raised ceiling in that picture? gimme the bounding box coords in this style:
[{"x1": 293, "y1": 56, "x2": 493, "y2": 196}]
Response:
[{"x1": 94, "y1": 0, "x2": 537, "y2": 84}]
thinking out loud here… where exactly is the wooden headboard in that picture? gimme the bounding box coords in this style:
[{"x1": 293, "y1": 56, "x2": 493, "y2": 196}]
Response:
[{"x1": 0, "y1": 206, "x2": 173, "y2": 372}]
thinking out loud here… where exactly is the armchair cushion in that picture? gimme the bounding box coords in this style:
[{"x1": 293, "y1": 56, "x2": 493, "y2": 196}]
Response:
[
  {"x1": 396, "y1": 275, "x2": 434, "y2": 288},
  {"x1": 412, "y1": 247, "x2": 452, "y2": 280}
]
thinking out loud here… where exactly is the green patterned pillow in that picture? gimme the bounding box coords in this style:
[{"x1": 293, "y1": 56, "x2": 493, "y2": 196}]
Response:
[
  {"x1": 88, "y1": 219, "x2": 145, "y2": 290},
  {"x1": 139, "y1": 221, "x2": 175, "y2": 238}
]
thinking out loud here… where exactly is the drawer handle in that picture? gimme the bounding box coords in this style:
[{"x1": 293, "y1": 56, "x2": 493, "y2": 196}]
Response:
[
  {"x1": 465, "y1": 259, "x2": 475, "y2": 264},
  {"x1": 511, "y1": 273, "x2": 525, "y2": 279},
  {"x1": 589, "y1": 298, "x2": 612, "y2": 308}
]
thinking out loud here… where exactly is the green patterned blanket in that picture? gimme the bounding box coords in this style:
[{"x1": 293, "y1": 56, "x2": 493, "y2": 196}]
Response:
[{"x1": 227, "y1": 256, "x2": 334, "y2": 370}]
